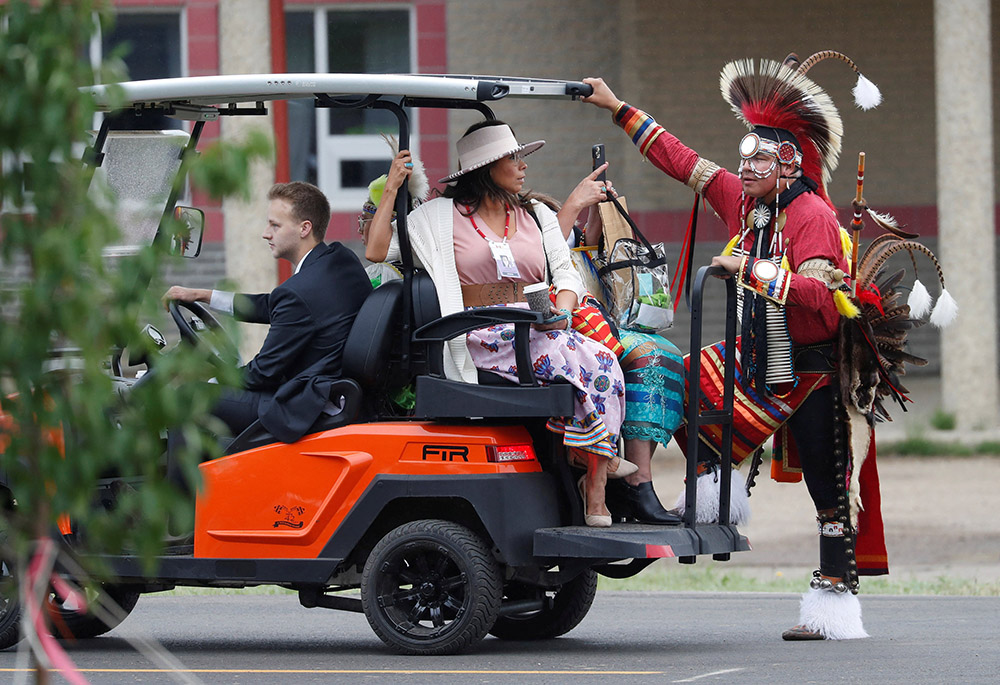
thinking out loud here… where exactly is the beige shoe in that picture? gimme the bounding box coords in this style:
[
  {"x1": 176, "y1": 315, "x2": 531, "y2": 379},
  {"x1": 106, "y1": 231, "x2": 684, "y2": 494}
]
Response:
[
  {"x1": 578, "y1": 476, "x2": 612, "y2": 528},
  {"x1": 606, "y1": 456, "x2": 639, "y2": 480}
]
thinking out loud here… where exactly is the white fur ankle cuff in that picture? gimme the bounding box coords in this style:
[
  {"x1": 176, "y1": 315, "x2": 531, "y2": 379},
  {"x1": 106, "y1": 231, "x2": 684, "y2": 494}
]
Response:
[{"x1": 798, "y1": 587, "x2": 869, "y2": 640}]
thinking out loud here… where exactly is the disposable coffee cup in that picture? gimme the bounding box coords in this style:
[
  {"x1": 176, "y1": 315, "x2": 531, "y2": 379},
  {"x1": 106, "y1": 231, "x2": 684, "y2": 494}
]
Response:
[{"x1": 523, "y1": 282, "x2": 551, "y2": 313}]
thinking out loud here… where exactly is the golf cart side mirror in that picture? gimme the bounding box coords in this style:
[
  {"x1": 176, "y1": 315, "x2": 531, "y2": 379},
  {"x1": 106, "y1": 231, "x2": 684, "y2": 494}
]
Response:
[{"x1": 171, "y1": 206, "x2": 204, "y2": 258}]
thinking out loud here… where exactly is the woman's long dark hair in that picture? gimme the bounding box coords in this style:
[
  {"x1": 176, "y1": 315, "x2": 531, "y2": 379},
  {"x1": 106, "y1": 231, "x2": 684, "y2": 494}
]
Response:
[{"x1": 442, "y1": 120, "x2": 559, "y2": 217}]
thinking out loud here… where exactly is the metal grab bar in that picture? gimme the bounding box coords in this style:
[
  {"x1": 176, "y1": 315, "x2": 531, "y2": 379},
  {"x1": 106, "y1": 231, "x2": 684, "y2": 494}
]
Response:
[{"x1": 683, "y1": 265, "x2": 738, "y2": 535}]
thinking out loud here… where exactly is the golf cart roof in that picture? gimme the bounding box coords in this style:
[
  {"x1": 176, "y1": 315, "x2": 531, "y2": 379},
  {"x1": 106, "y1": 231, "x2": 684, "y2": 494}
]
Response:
[{"x1": 88, "y1": 73, "x2": 591, "y2": 116}]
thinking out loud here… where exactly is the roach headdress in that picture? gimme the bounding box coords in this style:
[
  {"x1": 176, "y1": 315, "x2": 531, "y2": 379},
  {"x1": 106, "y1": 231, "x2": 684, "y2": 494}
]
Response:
[{"x1": 720, "y1": 51, "x2": 881, "y2": 209}]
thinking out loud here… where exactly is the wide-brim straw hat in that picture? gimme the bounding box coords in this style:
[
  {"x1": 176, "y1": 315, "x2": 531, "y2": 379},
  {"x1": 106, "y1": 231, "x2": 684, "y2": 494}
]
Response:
[{"x1": 439, "y1": 124, "x2": 544, "y2": 184}]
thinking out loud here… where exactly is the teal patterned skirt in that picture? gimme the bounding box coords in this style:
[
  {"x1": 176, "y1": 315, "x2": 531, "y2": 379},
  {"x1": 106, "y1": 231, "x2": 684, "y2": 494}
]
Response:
[{"x1": 618, "y1": 331, "x2": 685, "y2": 446}]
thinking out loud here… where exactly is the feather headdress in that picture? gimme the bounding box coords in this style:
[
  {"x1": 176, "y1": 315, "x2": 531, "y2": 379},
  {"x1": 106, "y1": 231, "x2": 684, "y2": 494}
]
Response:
[{"x1": 720, "y1": 51, "x2": 881, "y2": 209}]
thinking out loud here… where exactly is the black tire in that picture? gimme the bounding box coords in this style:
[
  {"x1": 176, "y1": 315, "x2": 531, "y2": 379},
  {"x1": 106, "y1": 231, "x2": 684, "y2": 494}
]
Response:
[
  {"x1": 489, "y1": 569, "x2": 598, "y2": 640},
  {"x1": 48, "y1": 583, "x2": 140, "y2": 640},
  {"x1": 0, "y1": 554, "x2": 20, "y2": 650},
  {"x1": 360, "y1": 519, "x2": 502, "y2": 655}
]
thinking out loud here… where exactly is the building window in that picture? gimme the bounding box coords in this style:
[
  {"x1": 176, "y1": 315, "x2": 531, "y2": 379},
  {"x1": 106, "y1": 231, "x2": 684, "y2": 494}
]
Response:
[
  {"x1": 99, "y1": 11, "x2": 184, "y2": 131},
  {"x1": 285, "y1": 6, "x2": 415, "y2": 211},
  {"x1": 4, "y1": 11, "x2": 185, "y2": 212}
]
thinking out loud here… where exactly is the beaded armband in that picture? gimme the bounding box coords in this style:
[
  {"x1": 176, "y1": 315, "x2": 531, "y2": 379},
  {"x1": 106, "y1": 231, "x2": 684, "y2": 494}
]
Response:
[
  {"x1": 737, "y1": 256, "x2": 791, "y2": 306},
  {"x1": 685, "y1": 157, "x2": 721, "y2": 194},
  {"x1": 613, "y1": 103, "x2": 665, "y2": 159}
]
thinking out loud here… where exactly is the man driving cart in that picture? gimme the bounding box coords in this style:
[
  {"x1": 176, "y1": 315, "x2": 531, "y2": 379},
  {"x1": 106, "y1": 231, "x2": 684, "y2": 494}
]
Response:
[{"x1": 165, "y1": 181, "x2": 371, "y2": 444}]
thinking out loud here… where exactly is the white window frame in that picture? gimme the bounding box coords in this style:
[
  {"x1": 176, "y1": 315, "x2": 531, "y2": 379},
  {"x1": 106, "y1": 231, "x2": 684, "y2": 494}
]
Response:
[
  {"x1": 2, "y1": 9, "x2": 188, "y2": 214},
  {"x1": 304, "y1": 3, "x2": 419, "y2": 211},
  {"x1": 88, "y1": 8, "x2": 189, "y2": 202},
  {"x1": 89, "y1": 7, "x2": 189, "y2": 129}
]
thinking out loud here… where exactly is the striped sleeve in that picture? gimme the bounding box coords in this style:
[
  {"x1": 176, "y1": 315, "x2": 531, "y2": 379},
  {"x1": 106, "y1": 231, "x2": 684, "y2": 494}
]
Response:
[{"x1": 613, "y1": 102, "x2": 666, "y2": 158}]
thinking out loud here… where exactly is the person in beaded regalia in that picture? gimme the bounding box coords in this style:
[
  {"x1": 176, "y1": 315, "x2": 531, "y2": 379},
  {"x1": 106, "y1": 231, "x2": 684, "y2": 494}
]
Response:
[{"x1": 582, "y1": 52, "x2": 955, "y2": 640}]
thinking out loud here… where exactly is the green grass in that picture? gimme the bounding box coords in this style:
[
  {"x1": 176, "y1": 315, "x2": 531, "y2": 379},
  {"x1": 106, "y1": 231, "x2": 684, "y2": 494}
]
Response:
[
  {"x1": 156, "y1": 585, "x2": 297, "y2": 597},
  {"x1": 879, "y1": 437, "x2": 1000, "y2": 457},
  {"x1": 597, "y1": 562, "x2": 1000, "y2": 596},
  {"x1": 930, "y1": 409, "x2": 957, "y2": 431}
]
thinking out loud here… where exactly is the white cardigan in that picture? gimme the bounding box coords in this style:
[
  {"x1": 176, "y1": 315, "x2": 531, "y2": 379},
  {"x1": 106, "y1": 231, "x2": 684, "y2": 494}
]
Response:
[{"x1": 386, "y1": 197, "x2": 586, "y2": 383}]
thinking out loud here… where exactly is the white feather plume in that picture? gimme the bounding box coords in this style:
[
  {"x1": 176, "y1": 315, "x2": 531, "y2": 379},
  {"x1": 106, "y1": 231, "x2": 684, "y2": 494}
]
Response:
[
  {"x1": 928, "y1": 288, "x2": 958, "y2": 328},
  {"x1": 407, "y1": 156, "x2": 430, "y2": 203},
  {"x1": 907, "y1": 278, "x2": 933, "y2": 318},
  {"x1": 380, "y1": 133, "x2": 430, "y2": 204},
  {"x1": 852, "y1": 73, "x2": 882, "y2": 110},
  {"x1": 865, "y1": 208, "x2": 898, "y2": 230}
]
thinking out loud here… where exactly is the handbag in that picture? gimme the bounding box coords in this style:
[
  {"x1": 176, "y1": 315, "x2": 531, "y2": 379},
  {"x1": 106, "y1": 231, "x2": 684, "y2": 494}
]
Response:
[
  {"x1": 596, "y1": 196, "x2": 674, "y2": 334},
  {"x1": 548, "y1": 287, "x2": 624, "y2": 357}
]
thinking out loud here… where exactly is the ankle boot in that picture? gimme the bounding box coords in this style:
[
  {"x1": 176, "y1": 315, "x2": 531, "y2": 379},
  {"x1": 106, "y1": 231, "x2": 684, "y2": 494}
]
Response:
[{"x1": 622, "y1": 481, "x2": 683, "y2": 524}]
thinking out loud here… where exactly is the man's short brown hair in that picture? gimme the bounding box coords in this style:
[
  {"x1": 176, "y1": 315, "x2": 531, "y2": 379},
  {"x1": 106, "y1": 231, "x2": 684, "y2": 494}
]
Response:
[{"x1": 268, "y1": 182, "x2": 331, "y2": 242}]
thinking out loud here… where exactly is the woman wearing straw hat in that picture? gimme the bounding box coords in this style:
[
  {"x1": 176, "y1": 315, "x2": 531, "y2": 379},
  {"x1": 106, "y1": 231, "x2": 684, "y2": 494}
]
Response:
[{"x1": 366, "y1": 120, "x2": 631, "y2": 527}]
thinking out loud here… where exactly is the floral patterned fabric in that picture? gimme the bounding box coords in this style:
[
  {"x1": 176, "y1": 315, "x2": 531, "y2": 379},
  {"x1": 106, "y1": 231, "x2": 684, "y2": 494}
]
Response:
[{"x1": 466, "y1": 304, "x2": 625, "y2": 460}]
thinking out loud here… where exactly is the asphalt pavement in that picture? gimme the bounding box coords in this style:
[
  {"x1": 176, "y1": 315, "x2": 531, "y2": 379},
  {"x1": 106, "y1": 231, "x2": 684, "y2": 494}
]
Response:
[{"x1": 1, "y1": 592, "x2": 997, "y2": 684}]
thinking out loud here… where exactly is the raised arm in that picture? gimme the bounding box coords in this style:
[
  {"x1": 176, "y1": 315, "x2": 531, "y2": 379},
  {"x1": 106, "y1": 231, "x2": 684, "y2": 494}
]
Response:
[
  {"x1": 556, "y1": 163, "x2": 611, "y2": 243},
  {"x1": 364, "y1": 150, "x2": 413, "y2": 263}
]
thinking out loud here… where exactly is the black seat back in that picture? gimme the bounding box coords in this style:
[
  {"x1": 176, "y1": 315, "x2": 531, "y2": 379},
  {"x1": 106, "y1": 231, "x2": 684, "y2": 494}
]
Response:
[
  {"x1": 342, "y1": 279, "x2": 404, "y2": 389},
  {"x1": 341, "y1": 270, "x2": 441, "y2": 395}
]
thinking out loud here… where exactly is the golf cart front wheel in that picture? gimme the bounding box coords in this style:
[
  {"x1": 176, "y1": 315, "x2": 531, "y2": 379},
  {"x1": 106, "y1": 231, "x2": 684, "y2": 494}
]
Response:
[
  {"x1": 360, "y1": 519, "x2": 502, "y2": 655},
  {"x1": 0, "y1": 552, "x2": 20, "y2": 650},
  {"x1": 48, "y1": 583, "x2": 140, "y2": 640}
]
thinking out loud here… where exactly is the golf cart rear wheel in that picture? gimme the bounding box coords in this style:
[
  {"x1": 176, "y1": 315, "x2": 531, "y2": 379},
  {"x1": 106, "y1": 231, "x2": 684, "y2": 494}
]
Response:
[
  {"x1": 48, "y1": 583, "x2": 140, "y2": 640},
  {"x1": 489, "y1": 569, "x2": 597, "y2": 640},
  {"x1": 0, "y1": 552, "x2": 20, "y2": 650},
  {"x1": 360, "y1": 519, "x2": 502, "y2": 655}
]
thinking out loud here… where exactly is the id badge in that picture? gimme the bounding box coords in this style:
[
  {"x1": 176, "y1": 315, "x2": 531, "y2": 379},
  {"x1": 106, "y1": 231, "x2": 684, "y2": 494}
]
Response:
[{"x1": 489, "y1": 241, "x2": 521, "y2": 280}]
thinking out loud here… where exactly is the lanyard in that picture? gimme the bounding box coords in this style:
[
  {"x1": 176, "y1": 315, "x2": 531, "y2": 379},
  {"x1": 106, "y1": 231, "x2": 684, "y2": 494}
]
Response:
[{"x1": 466, "y1": 204, "x2": 511, "y2": 244}]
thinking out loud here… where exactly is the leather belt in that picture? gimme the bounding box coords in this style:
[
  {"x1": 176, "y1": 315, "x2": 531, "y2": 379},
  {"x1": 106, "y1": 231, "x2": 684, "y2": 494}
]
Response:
[
  {"x1": 461, "y1": 282, "x2": 526, "y2": 308},
  {"x1": 793, "y1": 342, "x2": 838, "y2": 374}
]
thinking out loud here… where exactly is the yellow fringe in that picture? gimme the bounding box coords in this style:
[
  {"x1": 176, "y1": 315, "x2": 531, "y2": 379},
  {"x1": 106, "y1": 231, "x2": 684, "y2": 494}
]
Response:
[
  {"x1": 780, "y1": 254, "x2": 790, "y2": 271},
  {"x1": 839, "y1": 227, "x2": 852, "y2": 256},
  {"x1": 834, "y1": 289, "x2": 861, "y2": 318},
  {"x1": 721, "y1": 234, "x2": 740, "y2": 257},
  {"x1": 839, "y1": 227, "x2": 854, "y2": 272}
]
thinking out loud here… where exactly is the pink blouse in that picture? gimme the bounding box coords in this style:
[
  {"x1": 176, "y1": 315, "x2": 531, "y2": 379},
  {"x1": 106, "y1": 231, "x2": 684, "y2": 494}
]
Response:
[{"x1": 452, "y1": 202, "x2": 547, "y2": 286}]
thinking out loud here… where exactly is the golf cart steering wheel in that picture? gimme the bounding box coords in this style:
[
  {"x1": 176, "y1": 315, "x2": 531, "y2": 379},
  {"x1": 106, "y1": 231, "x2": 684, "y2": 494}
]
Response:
[{"x1": 167, "y1": 299, "x2": 239, "y2": 366}]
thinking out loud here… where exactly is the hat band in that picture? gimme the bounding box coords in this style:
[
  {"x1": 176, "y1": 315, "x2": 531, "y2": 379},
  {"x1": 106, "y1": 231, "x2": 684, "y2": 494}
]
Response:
[{"x1": 458, "y1": 139, "x2": 522, "y2": 173}]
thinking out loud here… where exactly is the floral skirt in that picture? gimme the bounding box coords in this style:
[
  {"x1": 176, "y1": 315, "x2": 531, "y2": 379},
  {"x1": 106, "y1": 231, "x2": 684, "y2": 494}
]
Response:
[
  {"x1": 466, "y1": 307, "x2": 625, "y2": 460},
  {"x1": 618, "y1": 331, "x2": 684, "y2": 446}
]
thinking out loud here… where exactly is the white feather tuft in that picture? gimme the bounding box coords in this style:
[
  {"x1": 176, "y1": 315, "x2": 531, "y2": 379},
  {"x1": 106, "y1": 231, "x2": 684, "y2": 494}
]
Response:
[
  {"x1": 408, "y1": 156, "x2": 430, "y2": 203},
  {"x1": 798, "y1": 588, "x2": 869, "y2": 640},
  {"x1": 380, "y1": 133, "x2": 429, "y2": 204},
  {"x1": 674, "y1": 470, "x2": 751, "y2": 525},
  {"x1": 907, "y1": 279, "x2": 933, "y2": 318},
  {"x1": 929, "y1": 288, "x2": 958, "y2": 328},
  {"x1": 852, "y1": 73, "x2": 882, "y2": 110},
  {"x1": 865, "y1": 208, "x2": 899, "y2": 229}
]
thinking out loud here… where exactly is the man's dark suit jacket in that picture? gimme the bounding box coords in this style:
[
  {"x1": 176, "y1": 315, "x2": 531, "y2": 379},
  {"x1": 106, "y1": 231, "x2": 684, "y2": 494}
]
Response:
[{"x1": 233, "y1": 242, "x2": 372, "y2": 442}]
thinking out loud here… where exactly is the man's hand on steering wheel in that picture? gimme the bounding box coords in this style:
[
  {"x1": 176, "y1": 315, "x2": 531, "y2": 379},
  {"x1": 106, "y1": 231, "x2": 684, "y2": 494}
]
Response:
[
  {"x1": 162, "y1": 285, "x2": 211, "y2": 309},
  {"x1": 166, "y1": 297, "x2": 240, "y2": 369}
]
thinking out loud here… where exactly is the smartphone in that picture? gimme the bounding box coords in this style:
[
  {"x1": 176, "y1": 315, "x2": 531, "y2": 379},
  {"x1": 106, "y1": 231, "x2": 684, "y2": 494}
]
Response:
[
  {"x1": 592, "y1": 143, "x2": 607, "y2": 183},
  {"x1": 542, "y1": 311, "x2": 569, "y2": 325}
]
